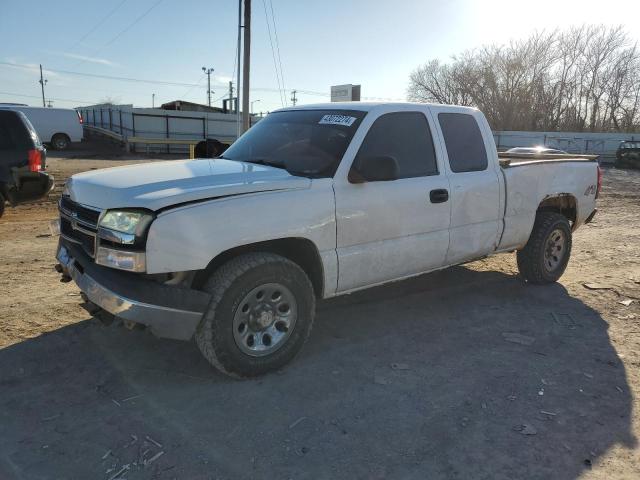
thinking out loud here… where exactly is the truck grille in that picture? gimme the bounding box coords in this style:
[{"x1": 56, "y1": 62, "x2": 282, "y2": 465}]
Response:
[
  {"x1": 60, "y1": 196, "x2": 100, "y2": 226},
  {"x1": 59, "y1": 196, "x2": 101, "y2": 258}
]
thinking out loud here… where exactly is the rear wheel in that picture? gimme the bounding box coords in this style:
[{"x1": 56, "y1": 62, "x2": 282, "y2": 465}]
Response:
[
  {"x1": 195, "y1": 253, "x2": 315, "y2": 378},
  {"x1": 51, "y1": 133, "x2": 70, "y2": 150},
  {"x1": 517, "y1": 212, "x2": 572, "y2": 284}
]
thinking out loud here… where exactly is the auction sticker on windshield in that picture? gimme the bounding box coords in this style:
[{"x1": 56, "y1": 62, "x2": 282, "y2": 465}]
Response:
[{"x1": 319, "y1": 114, "x2": 357, "y2": 127}]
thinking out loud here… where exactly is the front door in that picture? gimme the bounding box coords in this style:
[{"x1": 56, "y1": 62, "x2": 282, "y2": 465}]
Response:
[{"x1": 333, "y1": 109, "x2": 451, "y2": 292}]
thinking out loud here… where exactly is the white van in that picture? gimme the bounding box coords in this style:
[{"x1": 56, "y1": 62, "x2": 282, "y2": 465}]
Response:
[{"x1": 0, "y1": 106, "x2": 83, "y2": 150}]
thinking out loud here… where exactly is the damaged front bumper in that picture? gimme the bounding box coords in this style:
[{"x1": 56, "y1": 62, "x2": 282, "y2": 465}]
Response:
[{"x1": 56, "y1": 239, "x2": 209, "y2": 340}]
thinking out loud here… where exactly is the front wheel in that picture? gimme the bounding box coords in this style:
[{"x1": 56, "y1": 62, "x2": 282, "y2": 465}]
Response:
[
  {"x1": 195, "y1": 253, "x2": 316, "y2": 378},
  {"x1": 517, "y1": 212, "x2": 572, "y2": 284}
]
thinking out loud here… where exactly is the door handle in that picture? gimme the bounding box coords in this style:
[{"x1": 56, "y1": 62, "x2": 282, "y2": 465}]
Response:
[{"x1": 429, "y1": 189, "x2": 449, "y2": 203}]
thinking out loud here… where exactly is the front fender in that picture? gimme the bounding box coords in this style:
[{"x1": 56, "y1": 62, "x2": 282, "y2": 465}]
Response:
[{"x1": 145, "y1": 181, "x2": 337, "y2": 275}]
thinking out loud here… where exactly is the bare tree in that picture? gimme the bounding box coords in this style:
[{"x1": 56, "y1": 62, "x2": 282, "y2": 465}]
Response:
[{"x1": 407, "y1": 25, "x2": 640, "y2": 132}]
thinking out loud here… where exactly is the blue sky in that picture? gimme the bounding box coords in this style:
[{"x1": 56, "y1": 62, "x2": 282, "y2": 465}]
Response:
[{"x1": 1, "y1": 0, "x2": 639, "y2": 112}]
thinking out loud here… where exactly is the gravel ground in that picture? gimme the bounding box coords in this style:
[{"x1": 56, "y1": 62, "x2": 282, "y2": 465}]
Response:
[{"x1": 0, "y1": 145, "x2": 639, "y2": 479}]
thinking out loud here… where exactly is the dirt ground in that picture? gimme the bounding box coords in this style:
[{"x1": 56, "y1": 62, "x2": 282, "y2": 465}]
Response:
[{"x1": 1, "y1": 143, "x2": 639, "y2": 479}]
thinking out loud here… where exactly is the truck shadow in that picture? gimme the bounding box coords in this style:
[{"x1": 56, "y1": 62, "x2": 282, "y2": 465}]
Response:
[{"x1": 0, "y1": 266, "x2": 635, "y2": 479}]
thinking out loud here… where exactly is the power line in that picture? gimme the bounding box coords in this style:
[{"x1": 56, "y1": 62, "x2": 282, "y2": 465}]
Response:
[
  {"x1": 67, "y1": 0, "x2": 128, "y2": 53},
  {"x1": 213, "y1": 92, "x2": 229, "y2": 103},
  {"x1": 261, "y1": 0, "x2": 284, "y2": 107},
  {"x1": 4, "y1": 62, "x2": 383, "y2": 105},
  {"x1": 296, "y1": 89, "x2": 329, "y2": 96},
  {"x1": 0, "y1": 61, "x2": 305, "y2": 95},
  {"x1": 73, "y1": 0, "x2": 164, "y2": 68},
  {"x1": 0, "y1": 90, "x2": 96, "y2": 105},
  {"x1": 180, "y1": 73, "x2": 206, "y2": 98},
  {"x1": 269, "y1": 0, "x2": 286, "y2": 106},
  {"x1": 103, "y1": 0, "x2": 164, "y2": 48},
  {"x1": 0, "y1": 61, "x2": 204, "y2": 87}
]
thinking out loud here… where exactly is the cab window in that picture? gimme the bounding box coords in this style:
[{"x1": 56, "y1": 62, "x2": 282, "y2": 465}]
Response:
[
  {"x1": 355, "y1": 112, "x2": 438, "y2": 179},
  {"x1": 438, "y1": 113, "x2": 488, "y2": 173}
]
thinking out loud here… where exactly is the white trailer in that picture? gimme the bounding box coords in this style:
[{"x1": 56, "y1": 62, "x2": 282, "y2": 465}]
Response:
[{"x1": 78, "y1": 104, "x2": 258, "y2": 155}]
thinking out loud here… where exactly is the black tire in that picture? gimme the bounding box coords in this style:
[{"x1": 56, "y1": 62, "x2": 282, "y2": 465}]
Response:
[
  {"x1": 195, "y1": 253, "x2": 316, "y2": 378},
  {"x1": 204, "y1": 139, "x2": 223, "y2": 158},
  {"x1": 51, "y1": 133, "x2": 70, "y2": 150},
  {"x1": 0, "y1": 192, "x2": 5, "y2": 219},
  {"x1": 194, "y1": 141, "x2": 207, "y2": 158},
  {"x1": 517, "y1": 211, "x2": 572, "y2": 284},
  {"x1": 194, "y1": 139, "x2": 223, "y2": 158}
]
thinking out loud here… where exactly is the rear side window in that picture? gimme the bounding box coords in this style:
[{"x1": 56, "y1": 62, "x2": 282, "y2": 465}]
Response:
[
  {"x1": 0, "y1": 120, "x2": 16, "y2": 150},
  {"x1": 355, "y1": 112, "x2": 438, "y2": 178},
  {"x1": 18, "y1": 112, "x2": 42, "y2": 147},
  {"x1": 438, "y1": 113, "x2": 488, "y2": 173},
  {"x1": 0, "y1": 111, "x2": 31, "y2": 150}
]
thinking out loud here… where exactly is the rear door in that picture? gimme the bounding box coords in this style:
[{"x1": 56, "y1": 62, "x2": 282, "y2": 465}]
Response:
[
  {"x1": 430, "y1": 107, "x2": 502, "y2": 264},
  {"x1": 333, "y1": 107, "x2": 451, "y2": 292}
]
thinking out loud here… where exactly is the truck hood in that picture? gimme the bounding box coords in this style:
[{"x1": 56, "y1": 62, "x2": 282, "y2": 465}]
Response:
[{"x1": 66, "y1": 158, "x2": 311, "y2": 211}]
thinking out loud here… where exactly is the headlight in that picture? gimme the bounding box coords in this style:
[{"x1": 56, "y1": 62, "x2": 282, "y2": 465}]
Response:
[
  {"x1": 99, "y1": 210, "x2": 153, "y2": 236},
  {"x1": 96, "y1": 209, "x2": 153, "y2": 272}
]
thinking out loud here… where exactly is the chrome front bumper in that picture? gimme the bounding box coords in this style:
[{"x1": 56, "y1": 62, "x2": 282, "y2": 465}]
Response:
[{"x1": 56, "y1": 241, "x2": 209, "y2": 340}]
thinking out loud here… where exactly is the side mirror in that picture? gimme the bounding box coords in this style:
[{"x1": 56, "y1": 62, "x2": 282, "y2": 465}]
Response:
[{"x1": 349, "y1": 155, "x2": 399, "y2": 183}]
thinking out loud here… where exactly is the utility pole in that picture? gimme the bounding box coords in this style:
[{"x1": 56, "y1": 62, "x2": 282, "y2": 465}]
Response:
[
  {"x1": 241, "y1": 0, "x2": 251, "y2": 132},
  {"x1": 236, "y1": 0, "x2": 242, "y2": 137},
  {"x1": 291, "y1": 89, "x2": 297, "y2": 106},
  {"x1": 202, "y1": 67, "x2": 214, "y2": 107},
  {"x1": 38, "y1": 64, "x2": 47, "y2": 107}
]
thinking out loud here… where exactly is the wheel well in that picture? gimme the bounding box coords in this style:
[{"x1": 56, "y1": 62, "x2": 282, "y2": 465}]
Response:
[
  {"x1": 192, "y1": 238, "x2": 325, "y2": 298},
  {"x1": 537, "y1": 194, "x2": 577, "y2": 226}
]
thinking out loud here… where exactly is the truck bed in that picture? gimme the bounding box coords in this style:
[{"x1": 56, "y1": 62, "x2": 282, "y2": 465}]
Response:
[{"x1": 497, "y1": 153, "x2": 599, "y2": 251}]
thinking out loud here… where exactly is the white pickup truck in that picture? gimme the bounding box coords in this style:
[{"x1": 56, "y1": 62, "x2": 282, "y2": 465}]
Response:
[{"x1": 55, "y1": 103, "x2": 600, "y2": 377}]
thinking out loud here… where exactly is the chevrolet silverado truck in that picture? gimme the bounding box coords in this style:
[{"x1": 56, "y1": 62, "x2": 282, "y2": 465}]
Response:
[{"x1": 54, "y1": 103, "x2": 600, "y2": 377}]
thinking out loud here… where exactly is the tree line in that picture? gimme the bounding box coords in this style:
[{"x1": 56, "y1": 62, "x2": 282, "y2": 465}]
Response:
[{"x1": 407, "y1": 25, "x2": 640, "y2": 133}]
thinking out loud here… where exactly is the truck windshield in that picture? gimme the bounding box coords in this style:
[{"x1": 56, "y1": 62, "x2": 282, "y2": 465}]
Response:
[{"x1": 221, "y1": 109, "x2": 366, "y2": 178}]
